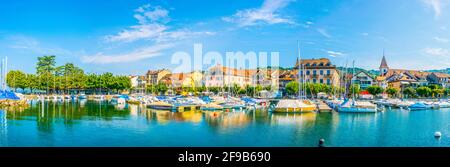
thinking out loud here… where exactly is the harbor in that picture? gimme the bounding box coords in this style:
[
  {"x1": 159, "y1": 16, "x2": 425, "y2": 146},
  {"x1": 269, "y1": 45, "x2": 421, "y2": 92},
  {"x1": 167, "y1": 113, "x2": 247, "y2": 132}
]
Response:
[{"x1": 1, "y1": 99, "x2": 450, "y2": 147}]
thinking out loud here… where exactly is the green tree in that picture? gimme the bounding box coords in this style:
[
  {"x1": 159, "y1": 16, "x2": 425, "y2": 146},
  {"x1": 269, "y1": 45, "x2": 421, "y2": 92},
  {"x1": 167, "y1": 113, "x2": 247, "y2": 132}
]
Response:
[
  {"x1": 416, "y1": 86, "x2": 432, "y2": 97},
  {"x1": 386, "y1": 87, "x2": 398, "y2": 97},
  {"x1": 255, "y1": 85, "x2": 263, "y2": 93},
  {"x1": 264, "y1": 85, "x2": 272, "y2": 91},
  {"x1": 349, "y1": 84, "x2": 361, "y2": 96},
  {"x1": 444, "y1": 88, "x2": 450, "y2": 97},
  {"x1": 156, "y1": 83, "x2": 168, "y2": 95},
  {"x1": 366, "y1": 85, "x2": 384, "y2": 96},
  {"x1": 245, "y1": 85, "x2": 255, "y2": 97},
  {"x1": 36, "y1": 55, "x2": 56, "y2": 75},
  {"x1": 403, "y1": 87, "x2": 416, "y2": 98},
  {"x1": 7, "y1": 70, "x2": 27, "y2": 91},
  {"x1": 432, "y1": 88, "x2": 444, "y2": 98},
  {"x1": 285, "y1": 81, "x2": 299, "y2": 95}
]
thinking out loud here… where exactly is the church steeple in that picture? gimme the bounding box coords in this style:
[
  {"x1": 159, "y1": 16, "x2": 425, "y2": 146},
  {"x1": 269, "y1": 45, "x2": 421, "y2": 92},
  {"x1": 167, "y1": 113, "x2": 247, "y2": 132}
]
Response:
[{"x1": 379, "y1": 50, "x2": 389, "y2": 76}]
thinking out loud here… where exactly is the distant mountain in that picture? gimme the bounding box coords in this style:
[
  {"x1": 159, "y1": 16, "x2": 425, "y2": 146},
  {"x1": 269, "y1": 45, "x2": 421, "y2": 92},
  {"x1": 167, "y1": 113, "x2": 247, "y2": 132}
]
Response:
[{"x1": 425, "y1": 68, "x2": 450, "y2": 74}]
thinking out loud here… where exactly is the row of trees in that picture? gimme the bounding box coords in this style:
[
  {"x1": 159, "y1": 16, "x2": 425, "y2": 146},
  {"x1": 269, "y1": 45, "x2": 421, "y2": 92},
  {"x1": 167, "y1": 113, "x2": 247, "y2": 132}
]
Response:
[
  {"x1": 7, "y1": 55, "x2": 131, "y2": 94},
  {"x1": 284, "y1": 81, "x2": 349, "y2": 97},
  {"x1": 283, "y1": 81, "x2": 450, "y2": 99}
]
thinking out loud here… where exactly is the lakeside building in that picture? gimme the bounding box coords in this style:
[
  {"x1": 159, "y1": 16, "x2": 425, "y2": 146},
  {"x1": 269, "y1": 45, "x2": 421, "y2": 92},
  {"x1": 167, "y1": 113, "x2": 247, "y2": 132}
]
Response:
[
  {"x1": 170, "y1": 71, "x2": 204, "y2": 88},
  {"x1": 129, "y1": 75, "x2": 146, "y2": 89},
  {"x1": 427, "y1": 72, "x2": 450, "y2": 88},
  {"x1": 351, "y1": 71, "x2": 375, "y2": 90},
  {"x1": 146, "y1": 69, "x2": 171, "y2": 85},
  {"x1": 203, "y1": 65, "x2": 279, "y2": 89},
  {"x1": 294, "y1": 58, "x2": 341, "y2": 87},
  {"x1": 204, "y1": 65, "x2": 252, "y2": 88},
  {"x1": 251, "y1": 68, "x2": 280, "y2": 90},
  {"x1": 375, "y1": 55, "x2": 449, "y2": 90},
  {"x1": 376, "y1": 55, "x2": 429, "y2": 90}
]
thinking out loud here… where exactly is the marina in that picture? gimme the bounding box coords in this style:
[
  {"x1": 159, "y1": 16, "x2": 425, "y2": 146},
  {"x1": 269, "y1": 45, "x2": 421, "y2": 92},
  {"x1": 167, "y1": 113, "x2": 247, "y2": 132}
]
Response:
[{"x1": 1, "y1": 99, "x2": 450, "y2": 147}]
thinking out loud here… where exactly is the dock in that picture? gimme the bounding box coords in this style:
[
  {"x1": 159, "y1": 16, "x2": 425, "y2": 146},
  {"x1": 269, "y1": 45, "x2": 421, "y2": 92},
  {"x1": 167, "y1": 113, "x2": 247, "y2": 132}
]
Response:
[{"x1": 317, "y1": 100, "x2": 332, "y2": 113}]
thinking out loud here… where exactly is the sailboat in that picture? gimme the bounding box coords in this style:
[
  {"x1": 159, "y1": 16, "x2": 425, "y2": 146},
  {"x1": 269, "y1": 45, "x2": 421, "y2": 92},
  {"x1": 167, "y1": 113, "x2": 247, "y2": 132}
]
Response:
[
  {"x1": 336, "y1": 61, "x2": 377, "y2": 113},
  {"x1": 273, "y1": 41, "x2": 317, "y2": 113}
]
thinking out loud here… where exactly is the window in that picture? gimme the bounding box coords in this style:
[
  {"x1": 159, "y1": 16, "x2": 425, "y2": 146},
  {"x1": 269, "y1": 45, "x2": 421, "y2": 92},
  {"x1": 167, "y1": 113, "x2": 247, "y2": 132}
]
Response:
[
  {"x1": 312, "y1": 63, "x2": 317, "y2": 66},
  {"x1": 320, "y1": 79, "x2": 323, "y2": 83},
  {"x1": 327, "y1": 79, "x2": 331, "y2": 85},
  {"x1": 319, "y1": 63, "x2": 324, "y2": 66},
  {"x1": 327, "y1": 70, "x2": 331, "y2": 75},
  {"x1": 306, "y1": 70, "x2": 310, "y2": 75},
  {"x1": 313, "y1": 79, "x2": 317, "y2": 83},
  {"x1": 320, "y1": 70, "x2": 323, "y2": 75},
  {"x1": 313, "y1": 70, "x2": 317, "y2": 75}
]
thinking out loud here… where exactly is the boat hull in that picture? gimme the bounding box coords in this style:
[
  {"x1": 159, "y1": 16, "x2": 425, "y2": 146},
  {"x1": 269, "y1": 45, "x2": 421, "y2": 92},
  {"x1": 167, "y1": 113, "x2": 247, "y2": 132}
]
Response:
[
  {"x1": 337, "y1": 107, "x2": 377, "y2": 113},
  {"x1": 148, "y1": 105, "x2": 174, "y2": 110},
  {"x1": 272, "y1": 107, "x2": 316, "y2": 113}
]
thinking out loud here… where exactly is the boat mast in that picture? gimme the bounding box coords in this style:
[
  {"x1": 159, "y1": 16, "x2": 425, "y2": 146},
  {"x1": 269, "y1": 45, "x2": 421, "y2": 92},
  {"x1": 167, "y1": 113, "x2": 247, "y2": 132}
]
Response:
[
  {"x1": 352, "y1": 60, "x2": 356, "y2": 100},
  {"x1": 297, "y1": 41, "x2": 302, "y2": 100}
]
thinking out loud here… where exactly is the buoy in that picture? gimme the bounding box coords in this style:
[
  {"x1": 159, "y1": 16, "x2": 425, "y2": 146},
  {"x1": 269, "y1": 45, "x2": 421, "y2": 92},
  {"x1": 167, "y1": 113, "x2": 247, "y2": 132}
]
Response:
[
  {"x1": 435, "y1": 132, "x2": 442, "y2": 138},
  {"x1": 318, "y1": 139, "x2": 325, "y2": 147}
]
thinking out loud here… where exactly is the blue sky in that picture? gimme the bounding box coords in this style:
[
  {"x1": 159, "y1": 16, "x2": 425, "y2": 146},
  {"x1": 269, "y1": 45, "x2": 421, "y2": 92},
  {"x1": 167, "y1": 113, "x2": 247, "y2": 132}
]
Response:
[{"x1": 1, "y1": 0, "x2": 450, "y2": 75}]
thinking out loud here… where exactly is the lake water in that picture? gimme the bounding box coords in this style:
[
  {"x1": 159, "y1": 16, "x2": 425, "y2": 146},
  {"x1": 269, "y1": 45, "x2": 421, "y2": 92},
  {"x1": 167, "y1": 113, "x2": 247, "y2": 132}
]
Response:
[{"x1": 0, "y1": 100, "x2": 449, "y2": 147}]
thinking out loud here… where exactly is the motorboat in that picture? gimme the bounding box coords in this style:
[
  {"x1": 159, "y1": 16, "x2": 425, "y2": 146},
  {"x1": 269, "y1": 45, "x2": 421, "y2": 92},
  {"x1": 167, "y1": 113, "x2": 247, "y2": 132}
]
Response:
[{"x1": 337, "y1": 99, "x2": 377, "y2": 113}]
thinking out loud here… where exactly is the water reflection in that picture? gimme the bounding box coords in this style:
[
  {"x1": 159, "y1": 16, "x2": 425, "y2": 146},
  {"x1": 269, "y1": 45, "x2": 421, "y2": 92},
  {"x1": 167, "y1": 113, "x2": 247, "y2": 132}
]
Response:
[
  {"x1": 148, "y1": 110, "x2": 203, "y2": 124},
  {"x1": 270, "y1": 112, "x2": 317, "y2": 125},
  {"x1": 3, "y1": 100, "x2": 447, "y2": 147},
  {"x1": 205, "y1": 111, "x2": 251, "y2": 131},
  {"x1": 4, "y1": 100, "x2": 131, "y2": 134},
  {"x1": 0, "y1": 110, "x2": 7, "y2": 146}
]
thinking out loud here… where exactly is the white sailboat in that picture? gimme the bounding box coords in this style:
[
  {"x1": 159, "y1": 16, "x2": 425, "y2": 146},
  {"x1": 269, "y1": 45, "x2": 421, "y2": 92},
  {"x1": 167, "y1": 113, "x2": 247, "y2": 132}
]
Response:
[
  {"x1": 337, "y1": 61, "x2": 378, "y2": 113},
  {"x1": 274, "y1": 41, "x2": 317, "y2": 113}
]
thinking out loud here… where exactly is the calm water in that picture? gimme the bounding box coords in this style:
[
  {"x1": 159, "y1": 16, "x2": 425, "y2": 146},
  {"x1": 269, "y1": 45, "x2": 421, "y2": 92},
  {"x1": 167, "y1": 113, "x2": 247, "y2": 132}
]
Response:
[{"x1": 0, "y1": 100, "x2": 449, "y2": 147}]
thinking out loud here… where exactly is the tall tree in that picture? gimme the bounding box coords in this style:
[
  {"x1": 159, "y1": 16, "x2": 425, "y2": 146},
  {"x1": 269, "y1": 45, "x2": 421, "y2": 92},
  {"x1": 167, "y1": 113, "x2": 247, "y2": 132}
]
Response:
[{"x1": 36, "y1": 55, "x2": 56, "y2": 75}]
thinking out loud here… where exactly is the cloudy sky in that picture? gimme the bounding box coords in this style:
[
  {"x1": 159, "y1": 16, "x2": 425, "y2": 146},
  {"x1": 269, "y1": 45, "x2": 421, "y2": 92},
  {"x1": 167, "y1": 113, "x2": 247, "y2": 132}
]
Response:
[{"x1": 0, "y1": 0, "x2": 449, "y2": 75}]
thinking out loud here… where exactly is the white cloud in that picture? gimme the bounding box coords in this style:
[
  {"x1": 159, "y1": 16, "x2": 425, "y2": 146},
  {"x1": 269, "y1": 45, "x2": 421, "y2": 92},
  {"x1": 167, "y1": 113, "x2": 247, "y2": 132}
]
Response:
[
  {"x1": 222, "y1": 0, "x2": 295, "y2": 27},
  {"x1": 361, "y1": 32, "x2": 369, "y2": 36},
  {"x1": 317, "y1": 28, "x2": 332, "y2": 38},
  {"x1": 434, "y1": 36, "x2": 449, "y2": 43},
  {"x1": 105, "y1": 4, "x2": 214, "y2": 43},
  {"x1": 422, "y1": 0, "x2": 443, "y2": 18},
  {"x1": 134, "y1": 5, "x2": 169, "y2": 24},
  {"x1": 8, "y1": 35, "x2": 71, "y2": 55},
  {"x1": 106, "y1": 24, "x2": 167, "y2": 43},
  {"x1": 423, "y1": 47, "x2": 450, "y2": 56},
  {"x1": 81, "y1": 44, "x2": 173, "y2": 64},
  {"x1": 327, "y1": 50, "x2": 345, "y2": 57}
]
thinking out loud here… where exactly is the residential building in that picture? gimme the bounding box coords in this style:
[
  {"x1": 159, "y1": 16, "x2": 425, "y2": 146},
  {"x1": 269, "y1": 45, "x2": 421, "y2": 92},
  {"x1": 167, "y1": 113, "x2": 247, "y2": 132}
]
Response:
[
  {"x1": 204, "y1": 65, "x2": 252, "y2": 88},
  {"x1": 146, "y1": 69, "x2": 171, "y2": 85},
  {"x1": 377, "y1": 55, "x2": 430, "y2": 90},
  {"x1": 170, "y1": 71, "x2": 204, "y2": 88},
  {"x1": 251, "y1": 68, "x2": 280, "y2": 90},
  {"x1": 351, "y1": 71, "x2": 375, "y2": 90},
  {"x1": 294, "y1": 58, "x2": 341, "y2": 87},
  {"x1": 428, "y1": 72, "x2": 450, "y2": 88}
]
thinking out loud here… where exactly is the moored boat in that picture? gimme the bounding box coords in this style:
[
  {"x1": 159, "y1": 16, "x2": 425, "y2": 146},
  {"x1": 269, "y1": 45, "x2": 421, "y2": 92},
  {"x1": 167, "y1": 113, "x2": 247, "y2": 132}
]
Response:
[
  {"x1": 337, "y1": 99, "x2": 378, "y2": 113},
  {"x1": 273, "y1": 99, "x2": 317, "y2": 113},
  {"x1": 148, "y1": 101, "x2": 174, "y2": 110}
]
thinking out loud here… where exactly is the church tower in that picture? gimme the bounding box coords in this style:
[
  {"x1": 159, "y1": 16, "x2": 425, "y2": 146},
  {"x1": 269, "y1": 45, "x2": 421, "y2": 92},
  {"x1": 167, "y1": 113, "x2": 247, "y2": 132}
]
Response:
[{"x1": 379, "y1": 50, "x2": 389, "y2": 76}]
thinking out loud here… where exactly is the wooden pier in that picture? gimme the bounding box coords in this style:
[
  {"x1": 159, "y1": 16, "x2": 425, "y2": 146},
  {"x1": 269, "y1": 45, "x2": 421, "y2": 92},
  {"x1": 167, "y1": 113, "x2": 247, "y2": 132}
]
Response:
[{"x1": 317, "y1": 100, "x2": 332, "y2": 113}]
